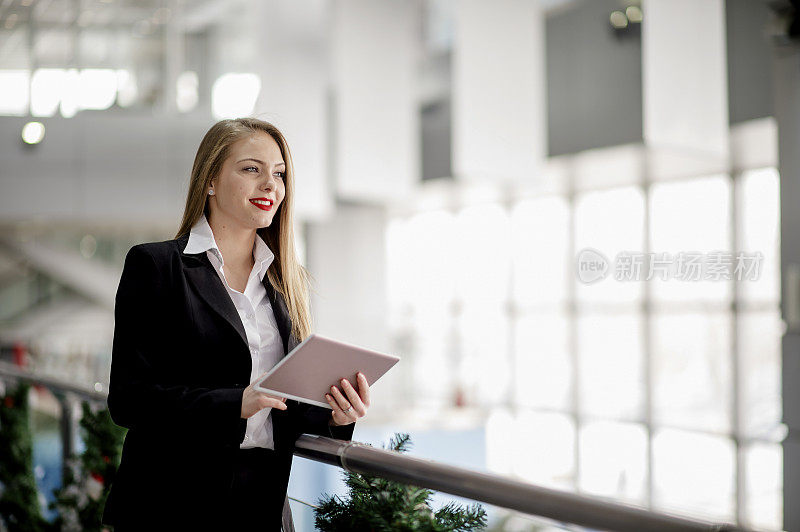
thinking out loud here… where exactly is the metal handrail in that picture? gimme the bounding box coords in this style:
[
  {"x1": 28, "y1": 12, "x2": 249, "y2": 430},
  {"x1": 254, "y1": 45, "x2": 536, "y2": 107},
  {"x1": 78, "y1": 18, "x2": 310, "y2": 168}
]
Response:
[
  {"x1": 293, "y1": 435, "x2": 746, "y2": 532},
  {"x1": 0, "y1": 363, "x2": 750, "y2": 532},
  {"x1": 0, "y1": 362, "x2": 106, "y2": 402}
]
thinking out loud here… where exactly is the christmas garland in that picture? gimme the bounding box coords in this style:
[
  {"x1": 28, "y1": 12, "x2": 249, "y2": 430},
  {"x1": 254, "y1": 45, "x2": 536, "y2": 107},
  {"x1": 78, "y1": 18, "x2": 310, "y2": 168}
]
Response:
[
  {"x1": 0, "y1": 381, "x2": 49, "y2": 532},
  {"x1": 50, "y1": 401, "x2": 126, "y2": 532}
]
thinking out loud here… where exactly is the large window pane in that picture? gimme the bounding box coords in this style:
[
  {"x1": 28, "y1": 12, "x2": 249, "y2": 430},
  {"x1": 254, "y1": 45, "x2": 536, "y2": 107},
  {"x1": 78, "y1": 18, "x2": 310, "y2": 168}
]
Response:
[
  {"x1": 486, "y1": 408, "x2": 516, "y2": 476},
  {"x1": 488, "y1": 408, "x2": 577, "y2": 492},
  {"x1": 454, "y1": 204, "x2": 512, "y2": 304},
  {"x1": 738, "y1": 310, "x2": 782, "y2": 439},
  {"x1": 577, "y1": 312, "x2": 644, "y2": 420},
  {"x1": 579, "y1": 421, "x2": 647, "y2": 505},
  {"x1": 411, "y1": 304, "x2": 455, "y2": 407},
  {"x1": 511, "y1": 410, "x2": 576, "y2": 491},
  {"x1": 649, "y1": 175, "x2": 732, "y2": 304},
  {"x1": 386, "y1": 217, "x2": 413, "y2": 309},
  {"x1": 652, "y1": 311, "x2": 732, "y2": 432},
  {"x1": 458, "y1": 303, "x2": 511, "y2": 406},
  {"x1": 653, "y1": 429, "x2": 735, "y2": 521},
  {"x1": 744, "y1": 442, "x2": 782, "y2": 531},
  {"x1": 737, "y1": 167, "x2": 780, "y2": 305},
  {"x1": 396, "y1": 210, "x2": 458, "y2": 309},
  {"x1": 514, "y1": 313, "x2": 571, "y2": 410},
  {"x1": 511, "y1": 196, "x2": 570, "y2": 306},
  {"x1": 574, "y1": 187, "x2": 645, "y2": 305}
]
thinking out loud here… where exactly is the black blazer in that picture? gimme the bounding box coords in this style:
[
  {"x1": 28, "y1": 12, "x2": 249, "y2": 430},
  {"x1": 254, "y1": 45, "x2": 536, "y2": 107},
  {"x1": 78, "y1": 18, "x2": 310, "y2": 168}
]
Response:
[{"x1": 102, "y1": 233, "x2": 355, "y2": 530}]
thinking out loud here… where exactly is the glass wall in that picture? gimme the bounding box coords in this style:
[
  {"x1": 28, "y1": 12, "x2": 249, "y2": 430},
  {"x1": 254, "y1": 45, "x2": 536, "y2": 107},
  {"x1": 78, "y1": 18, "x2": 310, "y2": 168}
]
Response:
[{"x1": 385, "y1": 165, "x2": 782, "y2": 530}]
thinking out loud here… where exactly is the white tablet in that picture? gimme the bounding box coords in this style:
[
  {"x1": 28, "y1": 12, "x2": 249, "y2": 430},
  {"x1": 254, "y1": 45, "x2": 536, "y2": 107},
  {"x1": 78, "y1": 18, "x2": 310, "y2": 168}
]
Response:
[{"x1": 253, "y1": 333, "x2": 400, "y2": 408}]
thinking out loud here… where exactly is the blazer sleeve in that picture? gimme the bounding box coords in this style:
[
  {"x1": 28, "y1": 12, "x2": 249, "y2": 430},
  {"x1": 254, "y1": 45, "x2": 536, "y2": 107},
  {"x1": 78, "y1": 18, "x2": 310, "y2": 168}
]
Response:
[
  {"x1": 296, "y1": 403, "x2": 356, "y2": 441},
  {"x1": 107, "y1": 245, "x2": 243, "y2": 446}
]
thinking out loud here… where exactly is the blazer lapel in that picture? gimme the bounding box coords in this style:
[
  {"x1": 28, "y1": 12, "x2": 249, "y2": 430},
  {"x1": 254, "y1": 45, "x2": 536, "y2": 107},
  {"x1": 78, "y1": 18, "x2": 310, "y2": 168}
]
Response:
[
  {"x1": 177, "y1": 232, "x2": 298, "y2": 357},
  {"x1": 263, "y1": 277, "x2": 302, "y2": 448},
  {"x1": 264, "y1": 279, "x2": 298, "y2": 356},
  {"x1": 179, "y1": 235, "x2": 249, "y2": 350}
]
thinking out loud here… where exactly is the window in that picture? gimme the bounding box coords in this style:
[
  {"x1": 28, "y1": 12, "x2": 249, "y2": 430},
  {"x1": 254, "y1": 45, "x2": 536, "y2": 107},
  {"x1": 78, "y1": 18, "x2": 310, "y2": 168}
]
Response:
[{"x1": 385, "y1": 163, "x2": 782, "y2": 529}]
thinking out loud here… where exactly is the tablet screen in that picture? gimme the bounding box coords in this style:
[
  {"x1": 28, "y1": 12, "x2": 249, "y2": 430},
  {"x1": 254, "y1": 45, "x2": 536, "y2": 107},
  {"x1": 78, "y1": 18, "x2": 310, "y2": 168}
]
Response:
[{"x1": 254, "y1": 333, "x2": 399, "y2": 408}]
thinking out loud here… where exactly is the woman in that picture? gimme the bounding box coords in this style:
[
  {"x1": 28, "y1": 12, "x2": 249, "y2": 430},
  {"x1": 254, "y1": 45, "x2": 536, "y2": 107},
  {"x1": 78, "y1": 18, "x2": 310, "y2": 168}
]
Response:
[{"x1": 102, "y1": 118, "x2": 370, "y2": 531}]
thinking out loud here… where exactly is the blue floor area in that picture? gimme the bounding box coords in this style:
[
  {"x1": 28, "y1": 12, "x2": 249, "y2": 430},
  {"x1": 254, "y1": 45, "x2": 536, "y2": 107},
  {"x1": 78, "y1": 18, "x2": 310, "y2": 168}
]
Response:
[
  {"x1": 31, "y1": 428, "x2": 64, "y2": 522},
  {"x1": 30, "y1": 420, "x2": 87, "y2": 523}
]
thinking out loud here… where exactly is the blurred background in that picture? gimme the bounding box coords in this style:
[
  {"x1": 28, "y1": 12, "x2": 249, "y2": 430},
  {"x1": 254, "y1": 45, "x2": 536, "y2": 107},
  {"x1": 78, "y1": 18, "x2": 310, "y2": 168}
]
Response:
[{"x1": 0, "y1": 0, "x2": 796, "y2": 530}]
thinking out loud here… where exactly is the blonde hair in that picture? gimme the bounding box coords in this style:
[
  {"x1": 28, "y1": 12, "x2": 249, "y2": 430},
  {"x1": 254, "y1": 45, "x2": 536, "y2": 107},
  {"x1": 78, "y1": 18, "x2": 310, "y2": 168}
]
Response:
[{"x1": 175, "y1": 118, "x2": 313, "y2": 342}]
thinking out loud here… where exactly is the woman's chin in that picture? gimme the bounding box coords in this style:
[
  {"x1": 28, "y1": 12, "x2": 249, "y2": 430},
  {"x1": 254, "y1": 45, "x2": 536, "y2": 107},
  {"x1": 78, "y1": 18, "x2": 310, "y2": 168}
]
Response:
[
  {"x1": 246, "y1": 212, "x2": 274, "y2": 226},
  {"x1": 255, "y1": 217, "x2": 275, "y2": 229}
]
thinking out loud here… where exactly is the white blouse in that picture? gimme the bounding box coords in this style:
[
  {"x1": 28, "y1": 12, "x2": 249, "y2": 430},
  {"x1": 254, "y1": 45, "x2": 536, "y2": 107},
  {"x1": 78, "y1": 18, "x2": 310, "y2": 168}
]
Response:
[{"x1": 184, "y1": 213, "x2": 284, "y2": 450}]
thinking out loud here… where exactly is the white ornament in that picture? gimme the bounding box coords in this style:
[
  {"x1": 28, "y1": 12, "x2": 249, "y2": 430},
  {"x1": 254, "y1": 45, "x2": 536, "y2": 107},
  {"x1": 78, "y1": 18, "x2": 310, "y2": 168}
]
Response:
[{"x1": 85, "y1": 475, "x2": 103, "y2": 501}]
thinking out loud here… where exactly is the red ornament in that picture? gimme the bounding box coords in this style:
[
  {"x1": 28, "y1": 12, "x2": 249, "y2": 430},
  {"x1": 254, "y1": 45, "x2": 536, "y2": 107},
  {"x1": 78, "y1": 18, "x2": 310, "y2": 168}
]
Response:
[
  {"x1": 3, "y1": 396, "x2": 13, "y2": 408},
  {"x1": 12, "y1": 342, "x2": 27, "y2": 368},
  {"x1": 90, "y1": 471, "x2": 105, "y2": 484},
  {"x1": 102, "y1": 455, "x2": 110, "y2": 463}
]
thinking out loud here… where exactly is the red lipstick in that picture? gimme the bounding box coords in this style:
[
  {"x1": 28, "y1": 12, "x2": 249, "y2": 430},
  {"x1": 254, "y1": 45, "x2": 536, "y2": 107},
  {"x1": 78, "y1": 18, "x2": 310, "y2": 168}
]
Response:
[{"x1": 250, "y1": 198, "x2": 273, "y2": 211}]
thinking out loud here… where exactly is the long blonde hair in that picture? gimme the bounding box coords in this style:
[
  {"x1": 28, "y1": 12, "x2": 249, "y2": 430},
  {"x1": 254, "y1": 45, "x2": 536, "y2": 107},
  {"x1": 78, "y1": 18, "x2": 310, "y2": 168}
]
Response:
[{"x1": 175, "y1": 118, "x2": 313, "y2": 342}]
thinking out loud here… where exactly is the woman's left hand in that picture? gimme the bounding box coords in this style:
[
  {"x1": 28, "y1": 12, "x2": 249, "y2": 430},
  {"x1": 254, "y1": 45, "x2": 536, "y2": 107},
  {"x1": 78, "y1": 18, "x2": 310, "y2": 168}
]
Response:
[{"x1": 326, "y1": 372, "x2": 370, "y2": 426}]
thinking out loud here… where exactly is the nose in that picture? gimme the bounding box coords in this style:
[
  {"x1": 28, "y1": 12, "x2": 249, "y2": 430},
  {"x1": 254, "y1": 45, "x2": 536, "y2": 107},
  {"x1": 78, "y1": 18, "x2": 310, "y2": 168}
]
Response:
[{"x1": 261, "y1": 173, "x2": 277, "y2": 190}]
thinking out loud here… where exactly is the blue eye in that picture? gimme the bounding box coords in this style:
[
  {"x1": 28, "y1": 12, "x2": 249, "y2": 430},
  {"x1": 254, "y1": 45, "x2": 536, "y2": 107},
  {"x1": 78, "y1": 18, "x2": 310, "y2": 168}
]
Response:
[
  {"x1": 244, "y1": 166, "x2": 258, "y2": 172},
  {"x1": 275, "y1": 172, "x2": 285, "y2": 179}
]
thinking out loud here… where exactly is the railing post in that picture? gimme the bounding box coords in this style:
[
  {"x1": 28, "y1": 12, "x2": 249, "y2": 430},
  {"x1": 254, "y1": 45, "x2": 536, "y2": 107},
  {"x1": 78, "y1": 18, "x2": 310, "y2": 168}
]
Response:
[{"x1": 54, "y1": 392, "x2": 77, "y2": 480}]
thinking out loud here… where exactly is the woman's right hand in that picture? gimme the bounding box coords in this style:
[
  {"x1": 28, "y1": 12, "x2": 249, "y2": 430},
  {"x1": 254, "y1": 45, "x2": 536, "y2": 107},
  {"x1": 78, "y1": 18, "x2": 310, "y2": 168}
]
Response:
[{"x1": 241, "y1": 373, "x2": 288, "y2": 419}]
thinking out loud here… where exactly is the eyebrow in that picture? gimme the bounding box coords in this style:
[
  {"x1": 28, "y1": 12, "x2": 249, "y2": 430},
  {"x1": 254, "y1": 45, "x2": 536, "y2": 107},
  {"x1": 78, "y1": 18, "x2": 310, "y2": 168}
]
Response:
[{"x1": 236, "y1": 158, "x2": 285, "y2": 167}]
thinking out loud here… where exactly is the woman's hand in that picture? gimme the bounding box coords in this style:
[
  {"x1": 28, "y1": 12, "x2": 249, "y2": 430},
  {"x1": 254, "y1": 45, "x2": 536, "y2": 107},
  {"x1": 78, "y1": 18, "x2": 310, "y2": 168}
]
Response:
[
  {"x1": 241, "y1": 373, "x2": 288, "y2": 419},
  {"x1": 326, "y1": 372, "x2": 370, "y2": 426}
]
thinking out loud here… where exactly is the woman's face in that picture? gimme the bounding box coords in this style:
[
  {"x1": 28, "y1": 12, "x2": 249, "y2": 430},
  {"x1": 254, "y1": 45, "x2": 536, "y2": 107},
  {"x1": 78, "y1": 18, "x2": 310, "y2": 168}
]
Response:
[{"x1": 208, "y1": 132, "x2": 286, "y2": 231}]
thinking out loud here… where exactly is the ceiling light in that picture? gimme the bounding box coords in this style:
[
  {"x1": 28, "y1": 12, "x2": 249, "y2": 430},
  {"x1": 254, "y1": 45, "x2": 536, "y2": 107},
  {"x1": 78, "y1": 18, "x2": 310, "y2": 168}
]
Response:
[
  {"x1": 626, "y1": 6, "x2": 642, "y2": 23},
  {"x1": 21, "y1": 122, "x2": 45, "y2": 145},
  {"x1": 212, "y1": 73, "x2": 261, "y2": 120},
  {"x1": 610, "y1": 11, "x2": 628, "y2": 29}
]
